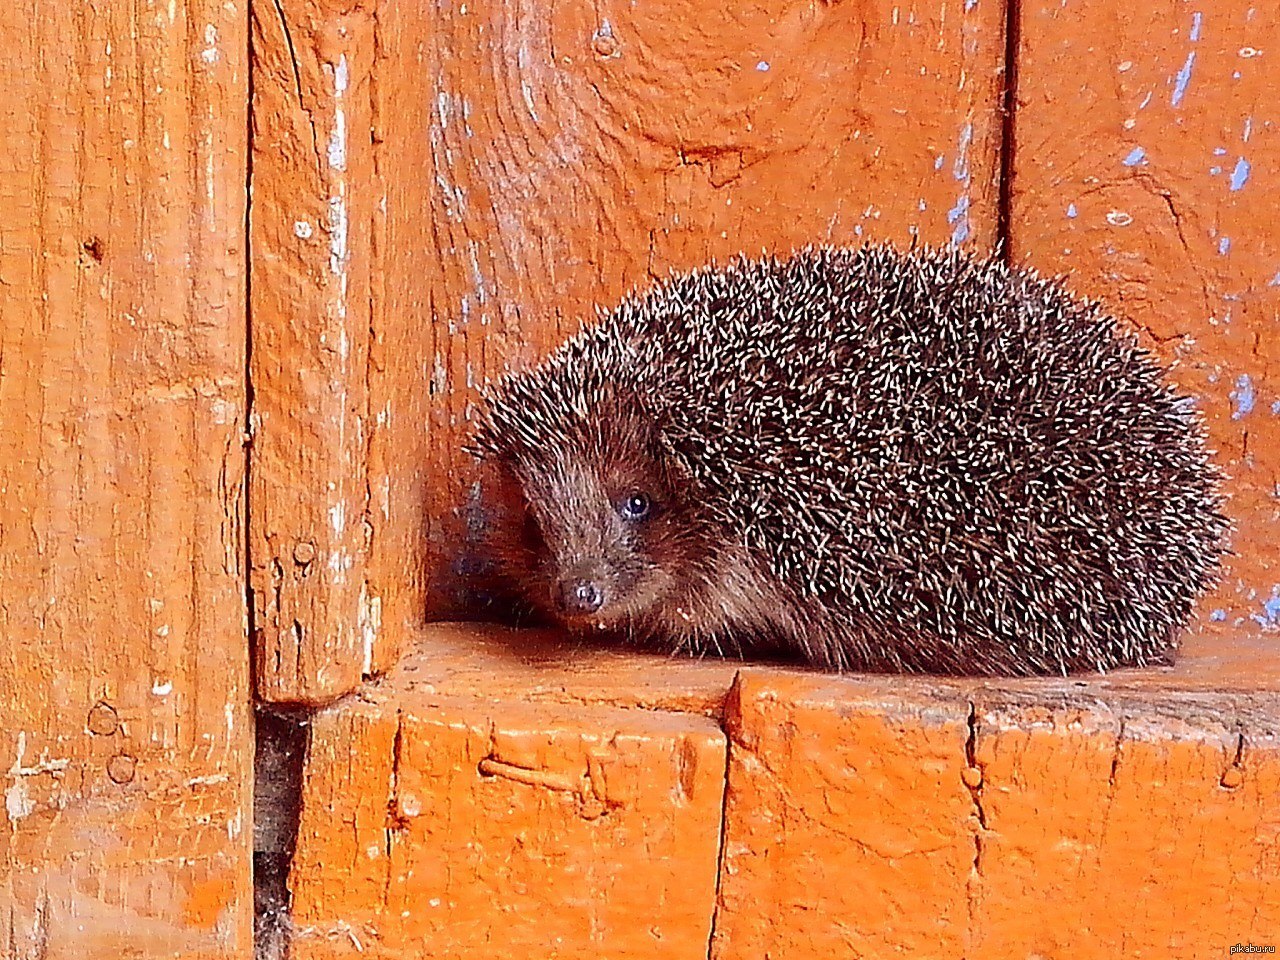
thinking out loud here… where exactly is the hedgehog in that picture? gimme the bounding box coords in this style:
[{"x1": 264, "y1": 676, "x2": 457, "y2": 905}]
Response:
[{"x1": 466, "y1": 244, "x2": 1228, "y2": 676}]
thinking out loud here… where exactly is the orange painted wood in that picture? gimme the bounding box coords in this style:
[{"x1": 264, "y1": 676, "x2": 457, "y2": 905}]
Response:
[
  {"x1": 374, "y1": 0, "x2": 1008, "y2": 618},
  {"x1": 968, "y1": 693, "x2": 1280, "y2": 957},
  {"x1": 0, "y1": 1, "x2": 252, "y2": 955},
  {"x1": 288, "y1": 624, "x2": 1280, "y2": 957},
  {"x1": 249, "y1": 0, "x2": 386, "y2": 702},
  {"x1": 1010, "y1": 0, "x2": 1280, "y2": 639},
  {"x1": 713, "y1": 670, "x2": 976, "y2": 957},
  {"x1": 715, "y1": 670, "x2": 1280, "y2": 959},
  {"x1": 288, "y1": 659, "x2": 727, "y2": 958}
]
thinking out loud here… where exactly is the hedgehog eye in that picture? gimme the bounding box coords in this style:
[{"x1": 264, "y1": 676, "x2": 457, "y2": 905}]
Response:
[{"x1": 618, "y1": 491, "x2": 652, "y2": 522}]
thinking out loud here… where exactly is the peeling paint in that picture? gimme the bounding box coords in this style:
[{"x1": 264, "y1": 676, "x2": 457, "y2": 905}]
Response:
[
  {"x1": 1172, "y1": 51, "x2": 1196, "y2": 107},
  {"x1": 1122, "y1": 146, "x2": 1147, "y2": 166},
  {"x1": 1229, "y1": 156, "x2": 1250, "y2": 190},
  {"x1": 1230, "y1": 373, "x2": 1254, "y2": 418}
]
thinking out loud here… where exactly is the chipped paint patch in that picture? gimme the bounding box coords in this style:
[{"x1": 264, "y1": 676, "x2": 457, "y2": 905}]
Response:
[
  {"x1": 1229, "y1": 156, "x2": 1250, "y2": 190},
  {"x1": 1122, "y1": 146, "x2": 1147, "y2": 166},
  {"x1": 359, "y1": 584, "x2": 382, "y2": 676},
  {"x1": 1230, "y1": 373, "x2": 1255, "y2": 418},
  {"x1": 1172, "y1": 51, "x2": 1196, "y2": 107},
  {"x1": 1250, "y1": 587, "x2": 1280, "y2": 628},
  {"x1": 948, "y1": 195, "x2": 971, "y2": 244}
]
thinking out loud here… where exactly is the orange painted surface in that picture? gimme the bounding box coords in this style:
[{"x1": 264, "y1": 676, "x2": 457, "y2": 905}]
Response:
[
  {"x1": 1011, "y1": 0, "x2": 1280, "y2": 642},
  {"x1": 377, "y1": 0, "x2": 1008, "y2": 621},
  {"x1": 289, "y1": 624, "x2": 1280, "y2": 958},
  {"x1": 250, "y1": 0, "x2": 384, "y2": 703},
  {"x1": 0, "y1": 0, "x2": 252, "y2": 955},
  {"x1": 969, "y1": 696, "x2": 1280, "y2": 957},
  {"x1": 717, "y1": 669, "x2": 1280, "y2": 959},
  {"x1": 288, "y1": 652, "x2": 727, "y2": 958},
  {"x1": 714, "y1": 671, "x2": 976, "y2": 957}
]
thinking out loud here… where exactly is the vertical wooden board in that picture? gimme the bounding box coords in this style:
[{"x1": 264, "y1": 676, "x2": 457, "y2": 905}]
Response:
[
  {"x1": 1010, "y1": 1, "x2": 1280, "y2": 636},
  {"x1": 713, "y1": 671, "x2": 976, "y2": 958},
  {"x1": 250, "y1": 0, "x2": 380, "y2": 701},
  {"x1": 969, "y1": 695, "x2": 1280, "y2": 957},
  {"x1": 368, "y1": 0, "x2": 1008, "y2": 617},
  {"x1": 289, "y1": 692, "x2": 727, "y2": 959},
  {"x1": 0, "y1": 0, "x2": 251, "y2": 956}
]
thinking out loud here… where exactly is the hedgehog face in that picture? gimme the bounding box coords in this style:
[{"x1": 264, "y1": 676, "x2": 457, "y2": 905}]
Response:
[{"x1": 472, "y1": 396, "x2": 711, "y2": 635}]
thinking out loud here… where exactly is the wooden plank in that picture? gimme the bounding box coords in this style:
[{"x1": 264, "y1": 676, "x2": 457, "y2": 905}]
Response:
[
  {"x1": 288, "y1": 687, "x2": 727, "y2": 957},
  {"x1": 370, "y1": 0, "x2": 1008, "y2": 618},
  {"x1": 1010, "y1": 0, "x2": 1280, "y2": 641},
  {"x1": 249, "y1": 0, "x2": 382, "y2": 702},
  {"x1": 0, "y1": 0, "x2": 252, "y2": 955},
  {"x1": 714, "y1": 670, "x2": 1280, "y2": 959},
  {"x1": 713, "y1": 670, "x2": 976, "y2": 958},
  {"x1": 969, "y1": 692, "x2": 1280, "y2": 957}
]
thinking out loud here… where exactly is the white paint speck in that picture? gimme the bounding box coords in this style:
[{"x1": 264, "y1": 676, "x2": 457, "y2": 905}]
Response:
[
  {"x1": 1106, "y1": 209, "x2": 1134, "y2": 226},
  {"x1": 756, "y1": 60, "x2": 770, "y2": 72},
  {"x1": 328, "y1": 197, "x2": 348, "y2": 275},
  {"x1": 201, "y1": 23, "x2": 219, "y2": 63},
  {"x1": 152, "y1": 680, "x2": 173, "y2": 696},
  {"x1": 334, "y1": 54, "x2": 350, "y2": 96},
  {"x1": 294, "y1": 220, "x2": 314, "y2": 239},
  {"x1": 329, "y1": 500, "x2": 346, "y2": 535}
]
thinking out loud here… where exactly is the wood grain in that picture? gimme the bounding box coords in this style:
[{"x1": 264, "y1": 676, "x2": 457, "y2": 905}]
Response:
[
  {"x1": 0, "y1": 0, "x2": 252, "y2": 954},
  {"x1": 373, "y1": 0, "x2": 1008, "y2": 621},
  {"x1": 289, "y1": 686, "x2": 727, "y2": 957},
  {"x1": 249, "y1": 0, "x2": 383, "y2": 702},
  {"x1": 714, "y1": 669, "x2": 1280, "y2": 959},
  {"x1": 1011, "y1": 0, "x2": 1280, "y2": 643}
]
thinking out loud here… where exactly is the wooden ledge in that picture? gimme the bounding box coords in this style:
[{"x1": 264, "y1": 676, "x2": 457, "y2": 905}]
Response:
[
  {"x1": 288, "y1": 622, "x2": 1280, "y2": 959},
  {"x1": 360, "y1": 618, "x2": 1280, "y2": 713}
]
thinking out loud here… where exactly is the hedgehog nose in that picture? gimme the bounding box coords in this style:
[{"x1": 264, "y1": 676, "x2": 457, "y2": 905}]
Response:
[{"x1": 560, "y1": 579, "x2": 604, "y2": 615}]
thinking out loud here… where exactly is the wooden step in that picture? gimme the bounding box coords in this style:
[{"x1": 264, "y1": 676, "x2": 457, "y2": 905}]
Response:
[{"x1": 286, "y1": 621, "x2": 1280, "y2": 959}]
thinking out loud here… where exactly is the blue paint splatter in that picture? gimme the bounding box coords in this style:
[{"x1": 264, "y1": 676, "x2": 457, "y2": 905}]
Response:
[
  {"x1": 1172, "y1": 51, "x2": 1196, "y2": 107},
  {"x1": 756, "y1": 60, "x2": 770, "y2": 72},
  {"x1": 966, "y1": 0, "x2": 978, "y2": 9},
  {"x1": 1271, "y1": 270, "x2": 1280, "y2": 286},
  {"x1": 1271, "y1": 399, "x2": 1280, "y2": 415},
  {"x1": 948, "y1": 195, "x2": 971, "y2": 244},
  {"x1": 934, "y1": 154, "x2": 946, "y2": 171},
  {"x1": 1230, "y1": 157, "x2": 1251, "y2": 190},
  {"x1": 1210, "y1": 608, "x2": 1227, "y2": 622},
  {"x1": 953, "y1": 123, "x2": 973, "y2": 182},
  {"x1": 1066, "y1": 203, "x2": 1078, "y2": 218},
  {"x1": 1253, "y1": 589, "x2": 1280, "y2": 627},
  {"x1": 1231, "y1": 373, "x2": 1255, "y2": 418},
  {"x1": 1214, "y1": 146, "x2": 1228, "y2": 155},
  {"x1": 1190, "y1": 11, "x2": 1203, "y2": 41},
  {"x1": 1219, "y1": 236, "x2": 1232, "y2": 255},
  {"x1": 1123, "y1": 146, "x2": 1147, "y2": 166},
  {"x1": 1210, "y1": 165, "x2": 1223, "y2": 175}
]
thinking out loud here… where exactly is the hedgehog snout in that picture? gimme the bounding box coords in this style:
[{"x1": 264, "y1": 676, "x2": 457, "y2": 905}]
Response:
[
  {"x1": 559, "y1": 576, "x2": 605, "y2": 616},
  {"x1": 552, "y1": 560, "x2": 612, "y2": 619}
]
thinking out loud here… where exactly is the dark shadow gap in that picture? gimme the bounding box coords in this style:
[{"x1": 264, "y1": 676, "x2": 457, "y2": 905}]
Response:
[
  {"x1": 996, "y1": 0, "x2": 1022, "y2": 261},
  {"x1": 254, "y1": 707, "x2": 311, "y2": 960}
]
